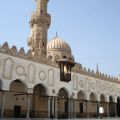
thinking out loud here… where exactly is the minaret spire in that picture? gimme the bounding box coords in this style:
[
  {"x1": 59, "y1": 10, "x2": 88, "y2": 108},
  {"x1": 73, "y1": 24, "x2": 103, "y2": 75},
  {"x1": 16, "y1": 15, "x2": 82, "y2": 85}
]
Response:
[
  {"x1": 28, "y1": 0, "x2": 51, "y2": 56},
  {"x1": 96, "y1": 63, "x2": 99, "y2": 72}
]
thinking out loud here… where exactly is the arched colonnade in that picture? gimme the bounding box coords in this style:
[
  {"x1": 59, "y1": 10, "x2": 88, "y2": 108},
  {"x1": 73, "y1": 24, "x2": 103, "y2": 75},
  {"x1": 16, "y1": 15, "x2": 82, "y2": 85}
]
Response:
[{"x1": 0, "y1": 79, "x2": 120, "y2": 118}]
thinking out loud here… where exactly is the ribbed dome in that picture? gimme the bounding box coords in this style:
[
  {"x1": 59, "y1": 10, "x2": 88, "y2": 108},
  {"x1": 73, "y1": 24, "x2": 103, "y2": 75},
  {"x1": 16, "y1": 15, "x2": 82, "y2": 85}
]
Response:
[{"x1": 47, "y1": 37, "x2": 71, "y2": 54}]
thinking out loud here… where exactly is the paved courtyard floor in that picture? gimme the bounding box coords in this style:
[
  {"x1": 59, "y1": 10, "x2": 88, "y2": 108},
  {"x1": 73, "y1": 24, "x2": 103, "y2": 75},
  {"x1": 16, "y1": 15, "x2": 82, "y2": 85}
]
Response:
[{"x1": 0, "y1": 118, "x2": 120, "y2": 120}]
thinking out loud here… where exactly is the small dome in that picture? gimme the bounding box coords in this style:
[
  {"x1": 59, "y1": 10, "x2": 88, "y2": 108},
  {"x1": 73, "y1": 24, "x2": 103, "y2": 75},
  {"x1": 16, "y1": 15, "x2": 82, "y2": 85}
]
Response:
[{"x1": 47, "y1": 36, "x2": 71, "y2": 54}]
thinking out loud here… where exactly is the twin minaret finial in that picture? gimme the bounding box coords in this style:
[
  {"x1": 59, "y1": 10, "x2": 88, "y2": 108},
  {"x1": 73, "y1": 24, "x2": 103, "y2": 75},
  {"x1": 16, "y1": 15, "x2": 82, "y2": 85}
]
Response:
[{"x1": 28, "y1": 0, "x2": 51, "y2": 56}]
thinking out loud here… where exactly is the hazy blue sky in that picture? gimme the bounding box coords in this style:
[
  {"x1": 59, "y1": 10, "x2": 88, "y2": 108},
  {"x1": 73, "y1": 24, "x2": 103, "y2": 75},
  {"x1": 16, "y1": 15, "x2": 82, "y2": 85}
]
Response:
[{"x1": 0, "y1": 0, "x2": 120, "y2": 77}]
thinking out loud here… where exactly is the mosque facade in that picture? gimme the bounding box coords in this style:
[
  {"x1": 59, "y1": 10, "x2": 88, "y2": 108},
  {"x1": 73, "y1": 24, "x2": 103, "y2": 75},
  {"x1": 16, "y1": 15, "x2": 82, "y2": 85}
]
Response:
[{"x1": 0, "y1": 0, "x2": 120, "y2": 118}]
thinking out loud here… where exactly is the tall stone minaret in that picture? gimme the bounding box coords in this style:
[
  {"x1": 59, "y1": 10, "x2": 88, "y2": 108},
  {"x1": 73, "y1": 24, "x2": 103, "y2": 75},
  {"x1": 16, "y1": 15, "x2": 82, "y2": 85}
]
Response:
[{"x1": 28, "y1": 0, "x2": 51, "y2": 56}]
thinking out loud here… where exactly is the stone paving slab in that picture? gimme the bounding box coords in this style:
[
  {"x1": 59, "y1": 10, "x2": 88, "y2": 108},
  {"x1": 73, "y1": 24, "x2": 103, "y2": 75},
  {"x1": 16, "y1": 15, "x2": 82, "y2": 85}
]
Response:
[{"x1": 0, "y1": 118, "x2": 120, "y2": 120}]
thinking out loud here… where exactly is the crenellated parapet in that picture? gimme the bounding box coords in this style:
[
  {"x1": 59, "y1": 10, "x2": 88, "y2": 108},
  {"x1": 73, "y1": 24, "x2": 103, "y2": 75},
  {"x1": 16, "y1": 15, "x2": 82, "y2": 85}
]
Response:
[
  {"x1": 73, "y1": 61, "x2": 119, "y2": 82},
  {"x1": 0, "y1": 42, "x2": 53, "y2": 66}
]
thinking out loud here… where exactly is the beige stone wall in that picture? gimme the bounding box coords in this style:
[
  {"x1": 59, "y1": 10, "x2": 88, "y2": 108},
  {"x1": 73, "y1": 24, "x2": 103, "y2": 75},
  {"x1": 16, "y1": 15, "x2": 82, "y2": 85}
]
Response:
[{"x1": 0, "y1": 52, "x2": 119, "y2": 117}]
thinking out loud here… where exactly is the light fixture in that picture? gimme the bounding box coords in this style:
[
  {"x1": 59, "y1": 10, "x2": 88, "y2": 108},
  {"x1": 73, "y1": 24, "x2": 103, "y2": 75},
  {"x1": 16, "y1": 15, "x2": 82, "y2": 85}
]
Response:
[{"x1": 57, "y1": 59, "x2": 75, "y2": 82}]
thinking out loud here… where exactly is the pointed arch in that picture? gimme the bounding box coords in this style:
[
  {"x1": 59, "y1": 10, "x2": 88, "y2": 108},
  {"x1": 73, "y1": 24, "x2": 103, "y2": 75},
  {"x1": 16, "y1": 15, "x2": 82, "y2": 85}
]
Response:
[
  {"x1": 109, "y1": 95, "x2": 115, "y2": 103},
  {"x1": 109, "y1": 95, "x2": 115, "y2": 117},
  {"x1": 9, "y1": 79, "x2": 27, "y2": 92},
  {"x1": 33, "y1": 84, "x2": 47, "y2": 96},
  {"x1": 33, "y1": 83, "x2": 48, "y2": 117},
  {"x1": 90, "y1": 92, "x2": 98, "y2": 101},
  {"x1": 100, "y1": 94, "x2": 106, "y2": 102},
  {"x1": 117, "y1": 96, "x2": 120, "y2": 116},
  {"x1": 33, "y1": 83, "x2": 49, "y2": 96},
  {"x1": 58, "y1": 87, "x2": 69, "y2": 98},
  {"x1": 77, "y1": 90, "x2": 87, "y2": 100}
]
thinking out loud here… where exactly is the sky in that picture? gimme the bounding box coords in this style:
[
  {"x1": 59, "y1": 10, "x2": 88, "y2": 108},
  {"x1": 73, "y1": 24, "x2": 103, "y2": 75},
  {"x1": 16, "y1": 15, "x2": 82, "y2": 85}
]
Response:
[{"x1": 0, "y1": 0, "x2": 120, "y2": 77}]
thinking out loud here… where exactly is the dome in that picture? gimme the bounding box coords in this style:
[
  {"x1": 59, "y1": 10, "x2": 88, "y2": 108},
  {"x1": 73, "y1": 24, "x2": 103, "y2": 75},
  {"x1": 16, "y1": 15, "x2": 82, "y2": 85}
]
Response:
[{"x1": 47, "y1": 36, "x2": 71, "y2": 54}]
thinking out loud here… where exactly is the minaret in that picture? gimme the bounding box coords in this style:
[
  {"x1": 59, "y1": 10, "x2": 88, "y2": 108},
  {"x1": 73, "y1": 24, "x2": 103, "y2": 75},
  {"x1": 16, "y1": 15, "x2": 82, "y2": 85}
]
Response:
[
  {"x1": 28, "y1": 0, "x2": 51, "y2": 56},
  {"x1": 96, "y1": 63, "x2": 99, "y2": 72}
]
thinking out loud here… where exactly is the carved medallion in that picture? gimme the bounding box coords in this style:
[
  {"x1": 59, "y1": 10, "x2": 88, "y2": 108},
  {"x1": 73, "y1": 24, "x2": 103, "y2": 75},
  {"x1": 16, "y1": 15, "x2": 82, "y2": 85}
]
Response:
[
  {"x1": 39, "y1": 71, "x2": 46, "y2": 81},
  {"x1": 16, "y1": 66, "x2": 25, "y2": 76}
]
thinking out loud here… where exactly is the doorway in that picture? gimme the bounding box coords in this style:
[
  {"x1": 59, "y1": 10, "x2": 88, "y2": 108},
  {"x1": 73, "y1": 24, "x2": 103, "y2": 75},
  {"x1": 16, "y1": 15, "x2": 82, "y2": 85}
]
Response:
[{"x1": 14, "y1": 105, "x2": 21, "y2": 118}]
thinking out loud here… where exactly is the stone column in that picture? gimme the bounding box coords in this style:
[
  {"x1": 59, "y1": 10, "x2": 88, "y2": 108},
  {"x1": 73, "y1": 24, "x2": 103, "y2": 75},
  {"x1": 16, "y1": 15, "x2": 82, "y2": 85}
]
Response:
[
  {"x1": 73, "y1": 100, "x2": 76, "y2": 118},
  {"x1": 97, "y1": 101, "x2": 100, "y2": 118},
  {"x1": 68, "y1": 99, "x2": 71, "y2": 118},
  {"x1": 115, "y1": 103, "x2": 117, "y2": 117},
  {"x1": 26, "y1": 94, "x2": 31, "y2": 118},
  {"x1": 0, "y1": 92, "x2": 5, "y2": 118},
  {"x1": 70, "y1": 99, "x2": 74, "y2": 118},
  {"x1": 48, "y1": 97, "x2": 51, "y2": 118},
  {"x1": 52, "y1": 97, "x2": 55, "y2": 118},
  {"x1": 55, "y1": 98, "x2": 58, "y2": 118},
  {"x1": 86, "y1": 100, "x2": 89, "y2": 118},
  {"x1": 107, "y1": 102, "x2": 109, "y2": 117}
]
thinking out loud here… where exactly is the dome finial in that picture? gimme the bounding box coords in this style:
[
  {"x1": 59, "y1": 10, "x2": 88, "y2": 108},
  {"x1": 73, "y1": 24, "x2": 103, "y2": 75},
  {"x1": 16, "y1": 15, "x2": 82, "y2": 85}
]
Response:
[{"x1": 55, "y1": 32, "x2": 58, "y2": 38}]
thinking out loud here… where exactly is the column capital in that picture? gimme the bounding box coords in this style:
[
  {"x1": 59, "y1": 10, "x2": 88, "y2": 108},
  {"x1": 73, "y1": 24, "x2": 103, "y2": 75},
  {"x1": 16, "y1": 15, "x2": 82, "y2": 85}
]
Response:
[{"x1": 27, "y1": 88, "x2": 33, "y2": 94}]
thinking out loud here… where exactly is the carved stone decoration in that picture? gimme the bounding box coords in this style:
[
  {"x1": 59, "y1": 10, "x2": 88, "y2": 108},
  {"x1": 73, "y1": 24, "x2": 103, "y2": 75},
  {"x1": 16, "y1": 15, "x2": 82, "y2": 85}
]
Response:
[
  {"x1": 16, "y1": 65, "x2": 25, "y2": 76},
  {"x1": 90, "y1": 82, "x2": 95, "y2": 90},
  {"x1": 73, "y1": 75, "x2": 78, "y2": 90},
  {"x1": 48, "y1": 69, "x2": 54, "y2": 86},
  {"x1": 3, "y1": 57, "x2": 13, "y2": 80},
  {"x1": 39, "y1": 71, "x2": 46, "y2": 81},
  {"x1": 28, "y1": 63, "x2": 36, "y2": 83},
  {"x1": 79, "y1": 80, "x2": 84, "y2": 89},
  {"x1": 106, "y1": 83, "x2": 110, "y2": 95},
  {"x1": 113, "y1": 85, "x2": 117, "y2": 96},
  {"x1": 117, "y1": 88, "x2": 119, "y2": 94},
  {"x1": 85, "y1": 78, "x2": 90, "y2": 92},
  {"x1": 101, "y1": 83, "x2": 106, "y2": 91},
  {"x1": 96, "y1": 80, "x2": 100, "y2": 94},
  {"x1": 110, "y1": 85, "x2": 114, "y2": 93}
]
